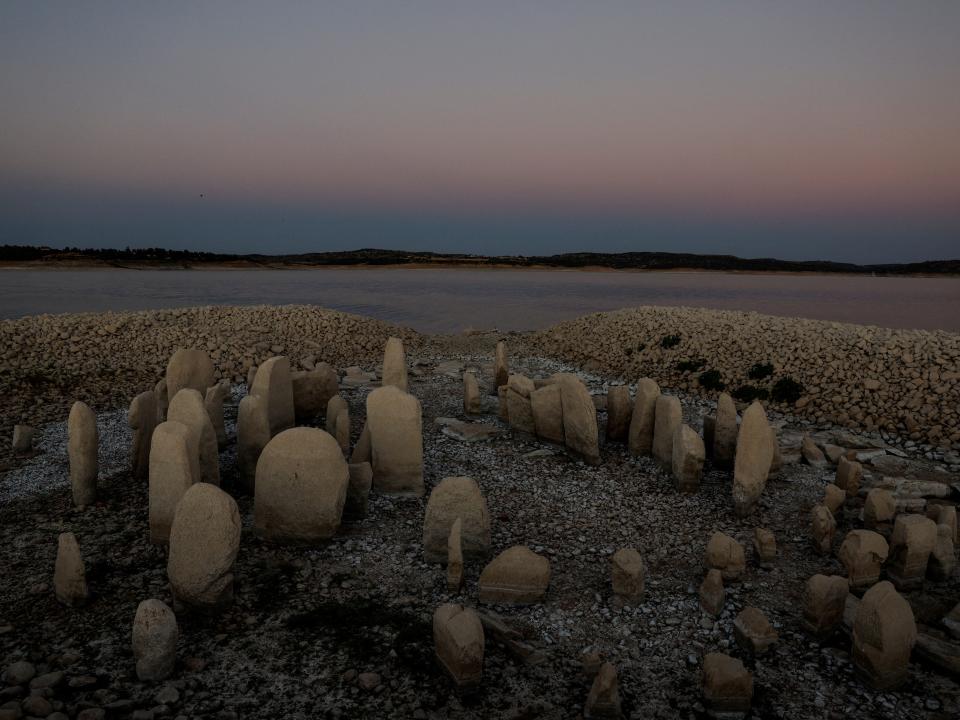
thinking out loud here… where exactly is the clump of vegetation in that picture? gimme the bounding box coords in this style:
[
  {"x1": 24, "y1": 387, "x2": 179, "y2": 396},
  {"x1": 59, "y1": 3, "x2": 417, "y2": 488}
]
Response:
[
  {"x1": 698, "y1": 369, "x2": 725, "y2": 391},
  {"x1": 733, "y1": 384, "x2": 769, "y2": 403},
  {"x1": 771, "y1": 376, "x2": 804, "y2": 404},
  {"x1": 660, "y1": 334, "x2": 681, "y2": 349},
  {"x1": 677, "y1": 358, "x2": 706, "y2": 373},
  {"x1": 747, "y1": 362, "x2": 774, "y2": 380}
]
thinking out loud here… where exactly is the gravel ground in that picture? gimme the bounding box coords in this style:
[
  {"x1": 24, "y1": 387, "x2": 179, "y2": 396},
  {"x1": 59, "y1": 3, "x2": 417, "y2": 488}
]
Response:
[{"x1": 1, "y1": 353, "x2": 958, "y2": 720}]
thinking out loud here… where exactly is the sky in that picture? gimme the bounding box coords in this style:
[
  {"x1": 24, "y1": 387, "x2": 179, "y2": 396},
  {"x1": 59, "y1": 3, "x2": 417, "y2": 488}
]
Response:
[{"x1": 1, "y1": 2, "x2": 958, "y2": 263}]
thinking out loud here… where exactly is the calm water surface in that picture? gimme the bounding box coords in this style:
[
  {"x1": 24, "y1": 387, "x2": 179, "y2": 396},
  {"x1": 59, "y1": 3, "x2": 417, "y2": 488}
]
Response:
[{"x1": 1, "y1": 269, "x2": 958, "y2": 333}]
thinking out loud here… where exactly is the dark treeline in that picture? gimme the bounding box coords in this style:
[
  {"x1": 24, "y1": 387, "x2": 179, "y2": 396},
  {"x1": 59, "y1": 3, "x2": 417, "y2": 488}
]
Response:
[{"x1": 1, "y1": 244, "x2": 957, "y2": 274}]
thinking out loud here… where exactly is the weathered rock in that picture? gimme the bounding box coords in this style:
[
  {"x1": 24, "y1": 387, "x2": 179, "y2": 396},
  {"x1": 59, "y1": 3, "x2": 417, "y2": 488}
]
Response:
[
  {"x1": 507, "y1": 376, "x2": 536, "y2": 434},
  {"x1": 128, "y1": 390, "x2": 157, "y2": 480},
  {"x1": 713, "y1": 392, "x2": 738, "y2": 470},
  {"x1": 344, "y1": 462, "x2": 372, "y2": 520},
  {"x1": 702, "y1": 415, "x2": 715, "y2": 458},
  {"x1": 423, "y1": 476, "x2": 491, "y2": 563},
  {"x1": 168, "y1": 483, "x2": 241, "y2": 610},
  {"x1": 699, "y1": 569, "x2": 725, "y2": 616},
  {"x1": 671, "y1": 424, "x2": 705, "y2": 492},
  {"x1": 706, "y1": 532, "x2": 745, "y2": 581},
  {"x1": 54, "y1": 532, "x2": 88, "y2": 607},
  {"x1": 463, "y1": 372, "x2": 482, "y2": 415},
  {"x1": 863, "y1": 488, "x2": 896, "y2": 530},
  {"x1": 802, "y1": 574, "x2": 849, "y2": 640},
  {"x1": 823, "y1": 484, "x2": 846, "y2": 515},
  {"x1": 436, "y1": 417, "x2": 501, "y2": 443},
  {"x1": 701, "y1": 653, "x2": 752, "y2": 718},
  {"x1": 927, "y1": 524, "x2": 956, "y2": 581},
  {"x1": 149, "y1": 421, "x2": 198, "y2": 544},
  {"x1": 478, "y1": 546, "x2": 550, "y2": 605},
  {"x1": 68, "y1": 401, "x2": 98, "y2": 507},
  {"x1": 237, "y1": 394, "x2": 271, "y2": 493},
  {"x1": 291, "y1": 363, "x2": 340, "y2": 422},
  {"x1": 937, "y1": 505, "x2": 957, "y2": 544},
  {"x1": 651, "y1": 395, "x2": 682, "y2": 469},
  {"x1": 433, "y1": 604, "x2": 484, "y2": 688},
  {"x1": 166, "y1": 349, "x2": 214, "y2": 401},
  {"x1": 752, "y1": 528, "x2": 776, "y2": 569},
  {"x1": 887, "y1": 513, "x2": 937, "y2": 589},
  {"x1": 732, "y1": 401, "x2": 773, "y2": 517},
  {"x1": 155, "y1": 378, "x2": 168, "y2": 424},
  {"x1": 367, "y1": 385, "x2": 424, "y2": 496},
  {"x1": 605, "y1": 386, "x2": 632, "y2": 442},
  {"x1": 11, "y1": 423, "x2": 34, "y2": 454},
  {"x1": 168, "y1": 389, "x2": 219, "y2": 486},
  {"x1": 610, "y1": 548, "x2": 644, "y2": 603},
  {"x1": 132, "y1": 599, "x2": 178, "y2": 682},
  {"x1": 627, "y1": 378, "x2": 659, "y2": 456},
  {"x1": 250, "y1": 356, "x2": 295, "y2": 436},
  {"x1": 811, "y1": 504, "x2": 837, "y2": 555},
  {"x1": 447, "y1": 519, "x2": 464, "y2": 592},
  {"x1": 555, "y1": 374, "x2": 600, "y2": 464},
  {"x1": 838, "y1": 530, "x2": 889, "y2": 590},
  {"x1": 734, "y1": 607, "x2": 778, "y2": 654},
  {"x1": 836, "y1": 457, "x2": 863, "y2": 498},
  {"x1": 204, "y1": 381, "x2": 230, "y2": 449},
  {"x1": 530, "y1": 384, "x2": 564, "y2": 444},
  {"x1": 914, "y1": 631, "x2": 960, "y2": 680},
  {"x1": 254, "y1": 427, "x2": 349, "y2": 542},
  {"x1": 497, "y1": 385, "x2": 510, "y2": 421},
  {"x1": 494, "y1": 341, "x2": 509, "y2": 390},
  {"x1": 584, "y1": 662, "x2": 621, "y2": 719},
  {"x1": 350, "y1": 422, "x2": 371, "y2": 464},
  {"x1": 382, "y1": 336, "x2": 408, "y2": 391},
  {"x1": 802, "y1": 435, "x2": 828, "y2": 467},
  {"x1": 767, "y1": 427, "x2": 783, "y2": 479},
  {"x1": 852, "y1": 581, "x2": 917, "y2": 689}
]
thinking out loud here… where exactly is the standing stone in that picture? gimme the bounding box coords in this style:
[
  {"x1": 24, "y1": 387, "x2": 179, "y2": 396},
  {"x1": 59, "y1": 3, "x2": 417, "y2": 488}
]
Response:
[
  {"x1": 887, "y1": 514, "x2": 937, "y2": 589},
  {"x1": 732, "y1": 401, "x2": 773, "y2": 517},
  {"x1": 863, "y1": 488, "x2": 897, "y2": 530},
  {"x1": 246, "y1": 364, "x2": 258, "y2": 390},
  {"x1": 506, "y1": 375, "x2": 536, "y2": 435},
  {"x1": 68, "y1": 401, "x2": 98, "y2": 507},
  {"x1": 699, "y1": 569, "x2": 725, "y2": 616},
  {"x1": 132, "y1": 599, "x2": 178, "y2": 682},
  {"x1": 204, "y1": 381, "x2": 230, "y2": 449},
  {"x1": 652, "y1": 395, "x2": 682, "y2": 469},
  {"x1": 530, "y1": 384, "x2": 564, "y2": 444},
  {"x1": 478, "y1": 546, "x2": 551, "y2": 604},
  {"x1": 838, "y1": 530, "x2": 889, "y2": 590},
  {"x1": 12, "y1": 423, "x2": 35, "y2": 454},
  {"x1": 344, "y1": 462, "x2": 373, "y2": 520},
  {"x1": 627, "y1": 378, "x2": 660, "y2": 456},
  {"x1": 823, "y1": 484, "x2": 846, "y2": 515},
  {"x1": 250, "y1": 356, "x2": 295, "y2": 436},
  {"x1": 382, "y1": 337, "x2": 408, "y2": 391},
  {"x1": 801, "y1": 435, "x2": 828, "y2": 467},
  {"x1": 610, "y1": 548, "x2": 644, "y2": 603},
  {"x1": 713, "y1": 393, "x2": 738, "y2": 470},
  {"x1": 811, "y1": 505, "x2": 837, "y2": 555},
  {"x1": 605, "y1": 387, "x2": 632, "y2": 442},
  {"x1": 423, "y1": 476, "x2": 491, "y2": 563},
  {"x1": 447, "y1": 518, "x2": 464, "y2": 592},
  {"x1": 852, "y1": 581, "x2": 917, "y2": 689},
  {"x1": 937, "y1": 505, "x2": 957, "y2": 544},
  {"x1": 291, "y1": 364, "x2": 339, "y2": 422},
  {"x1": 494, "y1": 341, "x2": 509, "y2": 391},
  {"x1": 701, "y1": 653, "x2": 752, "y2": 718},
  {"x1": 254, "y1": 427, "x2": 349, "y2": 542},
  {"x1": 367, "y1": 385, "x2": 424, "y2": 496},
  {"x1": 433, "y1": 604, "x2": 484, "y2": 688},
  {"x1": 733, "y1": 607, "x2": 778, "y2": 654},
  {"x1": 128, "y1": 390, "x2": 157, "y2": 480},
  {"x1": 584, "y1": 662, "x2": 621, "y2": 719},
  {"x1": 237, "y1": 394, "x2": 271, "y2": 493},
  {"x1": 555, "y1": 374, "x2": 600, "y2": 464},
  {"x1": 497, "y1": 385, "x2": 510, "y2": 421},
  {"x1": 350, "y1": 422, "x2": 371, "y2": 464},
  {"x1": 149, "y1": 421, "x2": 199, "y2": 544},
  {"x1": 927, "y1": 524, "x2": 956, "y2": 581},
  {"x1": 836, "y1": 457, "x2": 863, "y2": 498},
  {"x1": 54, "y1": 532, "x2": 88, "y2": 607},
  {"x1": 706, "y1": 532, "x2": 746, "y2": 581},
  {"x1": 767, "y1": 427, "x2": 782, "y2": 479},
  {"x1": 166, "y1": 349, "x2": 215, "y2": 401},
  {"x1": 752, "y1": 528, "x2": 776, "y2": 569},
  {"x1": 155, "y1": 378, "x2": 168, "y2": 424},
  {"x1": 167, "y1": 483, "x2": 241, "y2": 610},
  {"x1": 168, "y1": 389, "x2": 219, "y2": 486},
  {"x1": 671, "y1": 424, "x2": 705, "y2": 492},
  {"x1": 333, "y1": 406, "x2": 350, "y2": 454},
  {"x1": 802, "y1": 574, "x2": 849, "y2": 640},
  {"x1": 463, "y1": 372, "x2": 482, "y2": 415}
]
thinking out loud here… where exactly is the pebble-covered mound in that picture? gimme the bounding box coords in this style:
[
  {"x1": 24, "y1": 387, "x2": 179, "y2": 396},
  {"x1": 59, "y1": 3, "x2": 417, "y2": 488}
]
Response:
[
  {"x1": 0, "y1": 305, "x2": 420, "y2": 462},
  {"x1": 526, "y1": 307, "x2": 960, "y2": 451}
]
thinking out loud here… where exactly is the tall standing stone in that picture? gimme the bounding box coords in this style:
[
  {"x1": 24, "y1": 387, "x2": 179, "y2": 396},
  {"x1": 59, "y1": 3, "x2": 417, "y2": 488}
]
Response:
[
  {"x1": 68, "y1": 401, "x2": 98, "y2": 507},
  {"x1": 128, "y1": 390, "x2": 157, "y2": 480},
  {"x1": 713, "y1": 392, "x2": 738, "y2": 470},
  {"x1": 254, "y1": 427, "x2": 349, "y2": 542},
  {"x1": 463, "y1": 372, "x2": 482, "y2": 415},
  {"x1": 556, "y1": 373, "x2": 600, "y2": 464},
  {"x1": 852, "y1": 581, "x2": 917, "y2": 689},
  {"x1": 584, "y1": 662, "x2": 621, "y2": 719},
  {"x1": 627, "y1": 378, "x2": 660, "y2": 456},
  {"x1": 422, "y1": 476, "x2": 491, "y2": 563},
  {"x1": 350, "y1": 422, "x2": 371, "y2": 464},
  {"x1": 204, "y1": 380, "x2": 230, "y2": 449},
  {"x1": 54, "y1": 532, "x2": 88, "y2": 607},
  {"x1": 250, "y1": 356, "x2": 295, "y2": 436},
  {"x1": 752, "y1": 528, "x2": 777, "y2": 569},
  {"x1": 530, "y1": 384, "x2": 564, "y2": 444},
  {"x1": 836, "y1": 457, "x2": 863, "y2": 498},
  {"x1": 149, "y1": 421, "x2": 199, "y2": 544},
  {"x1": 292, "y1": 363, "x2": 339, "y2": 422},
  {"x1": 506, "y1": 375, "x2": 536, "y2": 434},
  {"x1": 671, "y1": 424, "x2": 705, "y2": 492},
  {"x1": 433, "y1": 604, "x2": 484, "y2": 688},
  {"x1": 382, "y1": 336, "x2": 408, "y2": 391},
  {"x1": 344, "y1": 461, "x2": 373, "y2": 520},
  {"x1": 838, "y1": 529, "x2": 889, "y2": 590},
  {"x1": 810, "y1": 505, "x2": 837, "y2": 555},
  {"x1": 132, "y1": 599, "x2": 178, "y2": 682},
  {"x1": 863, "y1": 488, "x2": 896, "y2": 530},
  {"x1": 494, "y1": 341, "x2": 509, "y2": 391},
  {"x1": 367, "y1": 385, "x2": 424, "y2": 496},
  {"x1": 802, "y1": 574, "x2": 849, "y2": 640},
  {"x1": 167, "y1": 483, "x2": 241, "y2": 610},
  {"x1": 605, "y1": 386, "x2": 632, "y2": 442},
  {"x1": 326, "y1": 394, "x2": 348, "y2": 434},
  {"x1": 237, "y1": 393, "x2": 271, "y2": 493},
  {"x1": 447, "y1": 519, "x2": 464, "y2": 591},
  {"x1": 732, "y1": 401, "x2": 773, "y2": 517},
  {"x1": 166, "y1": 349, "x2": 214, "y2": 401},
  {"x1": 155, "y1": 378, "x2": 169, "y2": 424},
  {"x1": 887, "y1": 514, "x2": 937, "y2": 589},
  {"x1": 652, "y1": 395, "x2": 682, "y2": 469},
  {"x1": 928, "y1": 524, "x2": 956, "y2": 580},
  {"x1": 168, "y1": 389, "x2": 219, "y2": 486},
  {"x1": 699, "y1": 569, "x2": 725, "y2": 616}
]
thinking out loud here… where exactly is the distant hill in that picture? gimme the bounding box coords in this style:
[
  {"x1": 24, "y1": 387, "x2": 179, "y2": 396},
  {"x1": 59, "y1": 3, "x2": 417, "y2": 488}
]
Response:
[{"x1": 1, "y1": 244, "x2": 957, "y2": 275}]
